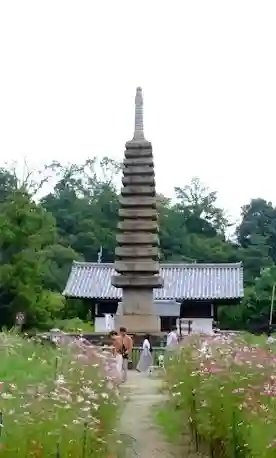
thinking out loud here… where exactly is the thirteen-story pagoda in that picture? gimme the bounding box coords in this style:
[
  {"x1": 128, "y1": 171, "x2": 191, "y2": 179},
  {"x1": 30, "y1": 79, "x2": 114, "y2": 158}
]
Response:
[{"x1": 111, "y1": 87, "x2": 163, "y2": 333}]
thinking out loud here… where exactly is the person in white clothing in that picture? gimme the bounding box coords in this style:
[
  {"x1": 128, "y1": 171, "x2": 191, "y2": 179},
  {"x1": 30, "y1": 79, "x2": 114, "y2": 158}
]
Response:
[
  {"x1": 166, "y1": 326, "x2": 179, "y2": 350},
  {"x1": 267, "y1": 335, "x2": 275, "y2": 344},
  {"x1": 267, "y1": 328, "x2": 275, "y2": 344},
  {"x1": 136, "y1": 334, "x2": 153, "y2": 372}
]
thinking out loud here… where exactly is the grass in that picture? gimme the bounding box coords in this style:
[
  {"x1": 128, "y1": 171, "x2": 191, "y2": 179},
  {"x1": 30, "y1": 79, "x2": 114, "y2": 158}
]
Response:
[
  {"x1": 158, "y1": 333, "x2": 276, "y2": 457},
  {"x1": 154, "y1": 405, "x2": 184, "y2": 444},
  {"x1": 154, "y1": 394, "x2": 204, "y2": 458},
  {"x1": 0, "y1": 331, "x2": 120, "y2": 457}
]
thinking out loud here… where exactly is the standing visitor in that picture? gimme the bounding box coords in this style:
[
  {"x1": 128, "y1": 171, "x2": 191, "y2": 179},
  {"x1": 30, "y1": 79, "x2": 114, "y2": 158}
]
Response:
[
  {"x1": 267, "y1": 326, "x2": 275, "y2": 344},
  {"x1": 166, "y1": 326, "x2": 179, "y2": 350},
  {"x1": 108, "y1": 331, "x2": 123, "y2": 378},
  {"x1": 105, "y1": 313, "x2": 114, "y2": 332},
  {"x1": 136, "y1": 334, "x2": 153, "y2": 373},
  {"x1": 118, "y1": 327, "x2": 133, "y2": 383}
]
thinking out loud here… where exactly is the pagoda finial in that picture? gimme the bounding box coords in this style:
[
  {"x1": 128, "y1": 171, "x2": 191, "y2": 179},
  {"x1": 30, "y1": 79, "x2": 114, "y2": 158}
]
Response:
[{"x1": 133, "y1": 87, "x2": 144, "y2": 140}]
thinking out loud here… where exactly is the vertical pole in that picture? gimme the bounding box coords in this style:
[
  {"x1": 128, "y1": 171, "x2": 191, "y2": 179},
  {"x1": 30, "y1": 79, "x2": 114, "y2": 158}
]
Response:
[
  {"x1": 54, "y1": 356, "x2": 59, "y2": 380},
  {"x1": 0, "y1": 412, "x2": 3, "y2": 438},
  {"x1": 82, "y1": 422, "x2": 88, "y2": 458},
  {"x1": 56, "y1": 443, "x2": 60, "y2": 458},
  {"x1": 192, "y1": 393, "x2": 199, "y2": 451},
  {"x1": 179, "y1": 317, "x2": 182, "y2": 339},
  {"x1": 269, "y1": 284, "x2": 275, "y2": 328},
  {"x1": 211, "y1": 303, "x2": 214, "y2": 318}
]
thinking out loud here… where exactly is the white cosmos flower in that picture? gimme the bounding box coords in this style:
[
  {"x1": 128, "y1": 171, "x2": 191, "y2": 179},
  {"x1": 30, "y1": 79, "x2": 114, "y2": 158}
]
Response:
[{"x1": 1, "y1": 393, "x2": 14, "y2": 399}]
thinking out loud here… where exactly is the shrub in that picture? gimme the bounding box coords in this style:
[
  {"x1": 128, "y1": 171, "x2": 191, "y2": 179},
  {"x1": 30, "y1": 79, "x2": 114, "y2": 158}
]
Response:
[
  {"x1": 0, "y1": 331, "x2": 120, "y2": 457},
  {"x1": 163, "y1": 334, "x2": 276, "y2": 457},
  {"x1": 25, "y1": 291, "x2": 66, "y2": 330},
  {"x1": 53, "y1": 317, "x2": 94, "y2": 333}
]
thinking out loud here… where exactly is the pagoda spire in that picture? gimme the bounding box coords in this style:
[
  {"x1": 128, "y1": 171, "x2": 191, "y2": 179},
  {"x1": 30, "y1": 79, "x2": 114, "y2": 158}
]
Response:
[
  {"x1": 133, "y1": 87, "x2": 144, "y2": 141},
  {"x1": 126, "y1": 87, "x2": 151, "y2": 147}
]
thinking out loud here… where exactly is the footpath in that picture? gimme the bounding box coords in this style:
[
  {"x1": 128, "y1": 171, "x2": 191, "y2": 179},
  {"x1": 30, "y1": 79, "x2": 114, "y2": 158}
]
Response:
[{"x1": 119, "y1": 371, "x2": 178, "y2": 457}]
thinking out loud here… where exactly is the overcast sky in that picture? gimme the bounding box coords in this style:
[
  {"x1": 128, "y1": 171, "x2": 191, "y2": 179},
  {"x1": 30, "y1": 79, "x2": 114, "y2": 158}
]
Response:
[{"x1": 0, "y1": 1, "x2": 275, "y2": 225}]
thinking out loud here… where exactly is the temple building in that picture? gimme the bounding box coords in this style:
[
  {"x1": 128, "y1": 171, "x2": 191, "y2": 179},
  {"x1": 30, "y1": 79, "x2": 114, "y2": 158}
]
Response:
[
  {"x1": 63, "y1": 87, "x2": 244, "y2": 334},
  {"x1": 63, "y1": 261, "x2": 244, "y2": 334}
]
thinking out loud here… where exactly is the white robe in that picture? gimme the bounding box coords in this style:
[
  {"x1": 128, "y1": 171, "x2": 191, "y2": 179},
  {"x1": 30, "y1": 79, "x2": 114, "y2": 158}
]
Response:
[
  {"x1": 166, "y1": 331, "x2": 178, "y2": 350},
  {"x1": 136, "y1": 339, "x2": 153, "y2": 372},
  {"x1": 115, "y1": 353, "x2": 123, "y2": 372}
]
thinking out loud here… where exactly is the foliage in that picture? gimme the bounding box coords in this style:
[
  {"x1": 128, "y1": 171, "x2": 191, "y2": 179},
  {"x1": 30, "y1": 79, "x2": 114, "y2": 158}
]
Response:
[
  {"x1": 0, "y1": 331, "x2": 120, "y2": 457},
  {"x1": 162, "y1": 334, "x2": 276, "y2": 457},
  {"x1": 0, "y1": 157, "x2": 276, "y2": 330},
  {"x1": 0, "y1": 190, "x2": 57, "y2": 328},
  {"x1": 53, "y1": 317, "x2": 95, "y2": 333}
]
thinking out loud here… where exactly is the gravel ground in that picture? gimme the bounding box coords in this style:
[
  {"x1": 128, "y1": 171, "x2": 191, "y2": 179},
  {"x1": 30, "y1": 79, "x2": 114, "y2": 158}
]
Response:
[{"x1": 119, "y1": 371, "x2": 180, "y2": 457}]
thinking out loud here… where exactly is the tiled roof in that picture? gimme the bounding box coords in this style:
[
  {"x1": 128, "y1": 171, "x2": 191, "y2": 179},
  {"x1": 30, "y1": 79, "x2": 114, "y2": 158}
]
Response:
[{"x1": 63, "y1": 262, "x2": 244, "y2": 300}]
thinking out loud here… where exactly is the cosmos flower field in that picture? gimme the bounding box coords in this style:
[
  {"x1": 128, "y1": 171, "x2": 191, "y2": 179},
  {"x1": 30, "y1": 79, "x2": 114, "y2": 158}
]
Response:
[
  {"x1": 164, "y1": 334, "x2": 276, "y2": 457},
  {"x1": 0, "y1": 332, "x2": 120, "y2": 457}
]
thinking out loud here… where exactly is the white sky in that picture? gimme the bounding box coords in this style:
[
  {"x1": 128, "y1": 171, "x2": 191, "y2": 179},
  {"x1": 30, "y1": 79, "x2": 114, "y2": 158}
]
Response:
[{"x1": 0, "y1": 1, "x2": 275, "y2": 225}]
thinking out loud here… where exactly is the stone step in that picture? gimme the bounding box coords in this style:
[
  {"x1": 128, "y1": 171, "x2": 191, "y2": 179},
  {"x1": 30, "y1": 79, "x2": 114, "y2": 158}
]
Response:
[
  {"x1": 115, "y1": 257, "x2": 159, "y2": 265},
  {"x1": 119, "y1": 196, "x2": 156, "y2": 208},
  {"x1": 123, "y1": 165, "x2": 154, "y2": 175},
  {"x1": 114, "y1": 260, "x2": 159, "y2": 273},
  {"x1": 122, "y1": 175, "x2": 155, "y2": 185},
  {"x1": 117, "y1": 220, "x2": 158, "y2": 232},
  {"x1": 125, "y1": 139, "x2": 152, "y2": 149},
  {"x1": 121, "y1": 185, "x2": 155, "y2": 196},
  {"x1": 124, "y1": 157, "x2": 154, "y2": 166},
  {"x1": 119, "y1": 208, "x2": 158, "y2": 219},
  {"x1": 125, "y1": 148, "x2": 152, "y2": 158},
  {"x1": 116, "y1": 233, "x2": 159, "y2": 245},
  {"x1": 115, "y1": 246, "x2": 159, "y2": 258},
  {"x1": 111, "y1": 274, "x2": 163, "y2": 288}
]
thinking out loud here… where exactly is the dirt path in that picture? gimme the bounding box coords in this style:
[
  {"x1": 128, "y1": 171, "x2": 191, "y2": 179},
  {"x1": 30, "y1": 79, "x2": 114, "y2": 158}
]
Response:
[{"x1": 119, "y1": 371, "x2": 177, "y2": 457}]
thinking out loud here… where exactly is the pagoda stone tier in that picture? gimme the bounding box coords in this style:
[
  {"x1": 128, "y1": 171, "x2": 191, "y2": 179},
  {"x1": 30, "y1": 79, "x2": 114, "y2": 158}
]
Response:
[{"x1": 111, "y1": 87, "x2": 163, "y2": 333}]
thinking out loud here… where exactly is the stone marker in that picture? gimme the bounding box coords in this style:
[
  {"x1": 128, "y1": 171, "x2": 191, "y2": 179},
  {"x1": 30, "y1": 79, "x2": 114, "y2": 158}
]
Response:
[{"x1": 112, "y1": 87, "x2": 163, "y2": 333}]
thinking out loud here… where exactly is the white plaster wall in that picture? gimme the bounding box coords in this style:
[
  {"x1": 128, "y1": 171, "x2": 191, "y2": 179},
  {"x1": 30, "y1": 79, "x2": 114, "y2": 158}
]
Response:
[
  {"x1": 192, "y1": 318, "x2": 213, "y2": 335},
  {"x1": 95, "y1": 316, "x2": 115, "y2": 332},
  {"x1": 177, "y1": 317, "x2": 213, "y2": 335}
]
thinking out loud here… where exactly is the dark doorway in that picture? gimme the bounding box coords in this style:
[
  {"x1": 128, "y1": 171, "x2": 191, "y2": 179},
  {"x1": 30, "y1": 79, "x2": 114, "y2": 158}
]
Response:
[{"x1": 160, "y1": 316, "x2": 177, "y2": 332}]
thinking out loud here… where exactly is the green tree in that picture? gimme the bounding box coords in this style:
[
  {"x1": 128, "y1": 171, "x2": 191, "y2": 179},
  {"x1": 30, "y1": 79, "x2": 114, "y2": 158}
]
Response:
[
  {"x1": 3, "y1": 157, "x2": 273, "y2": 332},
  {"x1": 41, "y1": 157, "x2": 120, "y2": 263},
  {"x1": 237, "y1": 198, "x2": 276, "y2": 282},
  {"x1": 157, "y1": 195, "x2": 192, "y2": 261},
  {"x1": 0, "y1": 190, "x2": 60, "y2": 327},
  {"x1": 175, "y1": 177, "x2": 230, "y2": 236}
]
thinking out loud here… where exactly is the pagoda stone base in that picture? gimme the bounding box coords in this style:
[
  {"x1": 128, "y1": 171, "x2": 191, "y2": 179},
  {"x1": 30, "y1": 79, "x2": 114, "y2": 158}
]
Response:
[
  {"x1": 115, "y1": 289, "x2": 160, "y2": 333},
  {"x1": 114, "y1": 314, "x2": 160, "y2": 333},
  {"x1": 120, "y1": 289, "x2": 156, "y2": 315}
]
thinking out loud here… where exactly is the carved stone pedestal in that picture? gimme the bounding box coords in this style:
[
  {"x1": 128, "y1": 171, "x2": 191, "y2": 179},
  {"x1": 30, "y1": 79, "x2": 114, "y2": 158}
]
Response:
[
  {"x1": 114, "y1": 314, "x2": 160, "y2": 333},
  {"x1": 115, "y1": 289, "x2": 161, "y2": 333}
]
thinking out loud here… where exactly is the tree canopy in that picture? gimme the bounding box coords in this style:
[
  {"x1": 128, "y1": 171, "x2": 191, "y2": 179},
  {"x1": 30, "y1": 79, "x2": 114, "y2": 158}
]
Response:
[{"x1": 0, "y1": 157, "x2": 275, "y2": 331}]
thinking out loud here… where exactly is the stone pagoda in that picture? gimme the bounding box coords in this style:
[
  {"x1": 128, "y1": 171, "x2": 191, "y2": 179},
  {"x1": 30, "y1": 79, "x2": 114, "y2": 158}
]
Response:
[{"x1": 111, "y1": 87, "x2": 163, "y2": 333}]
